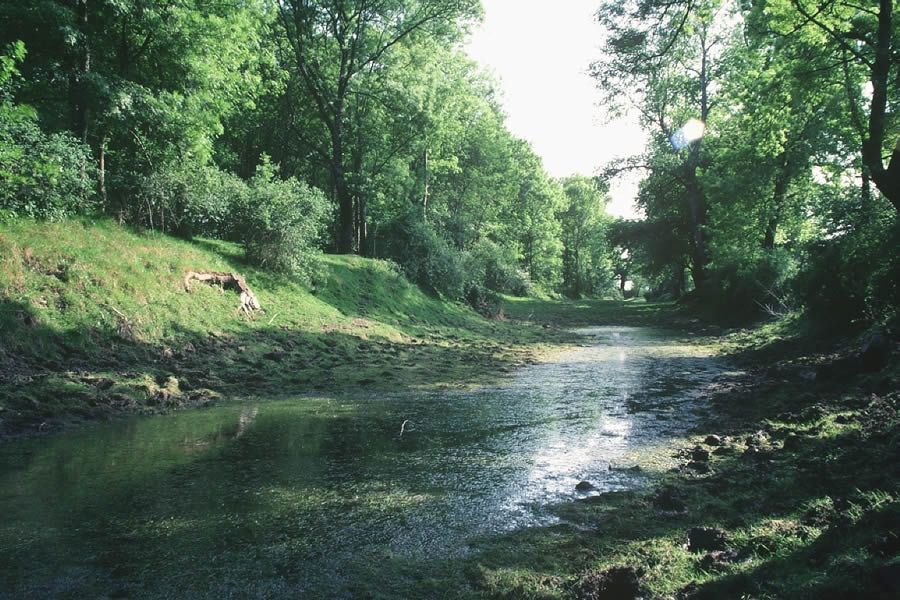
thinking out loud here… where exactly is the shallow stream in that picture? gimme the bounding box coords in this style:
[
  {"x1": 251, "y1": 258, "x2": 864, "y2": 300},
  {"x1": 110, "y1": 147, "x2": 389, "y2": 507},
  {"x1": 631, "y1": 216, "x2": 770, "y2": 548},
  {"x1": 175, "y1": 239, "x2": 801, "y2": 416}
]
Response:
[{"x1": 0, "y1": 326, "x2": 729, "y2": 597}]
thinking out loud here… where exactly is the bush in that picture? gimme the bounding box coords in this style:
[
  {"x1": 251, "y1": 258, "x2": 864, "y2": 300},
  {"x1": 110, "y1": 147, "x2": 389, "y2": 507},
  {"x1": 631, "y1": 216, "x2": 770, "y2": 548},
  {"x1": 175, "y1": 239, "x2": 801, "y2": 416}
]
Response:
[
  {"x1": 702, "y1": 248, "x2": 799, "y2": 321},
  {"x1": 231, "y1": 158, "x2": 329, "y2": 280},
  {"x1": 0, "y1": 42, "x2": 95, "y2": 220},
  {"x1": 464, "y1": 239, "x2": 532, "y2": 296},
  {"x1": 133, "y1": 163, "x2": 244, "y2": 238},
  {"x1": 378, "y1": 210, "x2": 466, "y2": 299},
  {"x1": 126, "y1": 157, "x2": 329, "y2": 281},
  {"x1": 0, "y1": 117, "x2": 96, "y2": 220},
  {"x1": 463, "y1": 281, "x2": 503, "y2": 318},
  {"x1": 798, "y1": 215, "x2": 899, "y2": 329}
]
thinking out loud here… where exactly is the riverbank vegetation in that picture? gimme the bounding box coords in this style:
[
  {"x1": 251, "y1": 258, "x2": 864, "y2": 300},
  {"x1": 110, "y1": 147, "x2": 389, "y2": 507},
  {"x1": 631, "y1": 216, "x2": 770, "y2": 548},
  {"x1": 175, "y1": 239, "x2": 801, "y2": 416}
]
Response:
[
  {"x1": 0, "y1": 219, "x2": 583, "y2": 437},
  {"x1": 472, "y1": 303, "x2": 899, "y2": 600},
  {"x1": 595, "y1": 0, "x2": 898, "y2": 330},
  {"x1": 0, "y1": 0, "x2": 623, "y2": 307},
  {"x1": 1, "y1": 1, "x2": 895, "y2": 331},
  {"x1": 0, "y1": 0, "x2": 897, "y2": 598},
  {"x1": 1, "y1": 0, "x2": 896, "y2": 326}
]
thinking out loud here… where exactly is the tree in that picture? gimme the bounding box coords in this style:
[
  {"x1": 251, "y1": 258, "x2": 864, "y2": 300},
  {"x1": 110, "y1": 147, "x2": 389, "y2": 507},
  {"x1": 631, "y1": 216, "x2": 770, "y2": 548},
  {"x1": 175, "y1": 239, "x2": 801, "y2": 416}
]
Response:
[
  {"x1": 274, "y1": 0, "x2": 480, "y2": 253},
  {"x1": 762, "y1": 0, "x2": 899, "y2": 210},
  {"x1": 558, "y1": 176, "x2": 611, "y2": 297},
  {"x1": 593, "y1": 0, "x2": 740, "y2": 288},
  {"x1": 0, "y1": 0, "x2": 268, "y2": 222}
]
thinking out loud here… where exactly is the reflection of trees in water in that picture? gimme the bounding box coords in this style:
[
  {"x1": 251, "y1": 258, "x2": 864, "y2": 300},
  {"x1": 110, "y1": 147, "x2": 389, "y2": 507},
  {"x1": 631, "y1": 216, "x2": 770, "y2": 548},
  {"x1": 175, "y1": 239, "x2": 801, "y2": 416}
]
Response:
[{"x1": 235, "y1": 407, "x2": 259, "y2": 439}]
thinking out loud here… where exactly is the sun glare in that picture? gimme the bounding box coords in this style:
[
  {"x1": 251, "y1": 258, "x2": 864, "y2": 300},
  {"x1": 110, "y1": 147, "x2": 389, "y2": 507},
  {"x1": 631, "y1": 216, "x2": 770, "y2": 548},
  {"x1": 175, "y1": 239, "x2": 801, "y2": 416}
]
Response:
[{"x1": 670, "y1": 118, "x2": 706, "y2": 150}]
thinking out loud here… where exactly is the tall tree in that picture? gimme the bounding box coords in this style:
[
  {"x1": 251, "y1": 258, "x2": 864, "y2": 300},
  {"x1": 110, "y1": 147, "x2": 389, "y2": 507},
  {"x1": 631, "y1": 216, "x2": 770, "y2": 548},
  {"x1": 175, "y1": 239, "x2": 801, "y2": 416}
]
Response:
[
  {"x1": 0, "y1": 0, "x2": 267, "y2": 218},
  {"x1": 593, "y1": 0, "x2": 740, "y2": 288},
  {"x1": 558, "y1": 176, "x2": 611, "y2": 297},
  {"x1": 274, "y1": 0, "x2": 480, "y2": 253},
  {"x1": 760, "y1": 0, "x2": 899, "y2": 210}
]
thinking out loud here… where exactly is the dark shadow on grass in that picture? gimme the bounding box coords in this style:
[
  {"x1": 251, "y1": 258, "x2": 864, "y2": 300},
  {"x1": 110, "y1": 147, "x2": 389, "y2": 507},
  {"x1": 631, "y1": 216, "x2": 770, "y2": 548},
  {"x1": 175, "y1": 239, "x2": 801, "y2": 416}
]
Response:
[
  {"x1": 0, "y1": 297, "x2": 567, "y2": 437},
  {"x1": 459, "y1": 385, "x2": 899, "y2": 599},
  {"x1": 502, "y1": 298, "x2": 704, "y2": 331}
]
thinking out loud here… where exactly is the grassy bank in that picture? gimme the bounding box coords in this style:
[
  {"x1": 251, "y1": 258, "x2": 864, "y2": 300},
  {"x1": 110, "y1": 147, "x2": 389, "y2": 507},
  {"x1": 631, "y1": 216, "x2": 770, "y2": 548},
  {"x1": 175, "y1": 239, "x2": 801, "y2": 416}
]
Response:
[
  {"x1": 3, "y1": 220, "x2": 896, "y2": 599},
  {"x1": 469, "y1": 313, "x2": 899, "y2": 600},
  {"x1": 0, "y1": 219, "x2": 576, "y2": 438}
]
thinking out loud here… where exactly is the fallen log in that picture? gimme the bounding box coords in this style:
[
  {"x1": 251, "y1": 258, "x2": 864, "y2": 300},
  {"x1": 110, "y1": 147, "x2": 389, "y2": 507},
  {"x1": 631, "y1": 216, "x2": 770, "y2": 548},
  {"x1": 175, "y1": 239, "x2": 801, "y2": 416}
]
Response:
[{"x1": 184, "y1": 271, "x2": 261, "y2": 314}]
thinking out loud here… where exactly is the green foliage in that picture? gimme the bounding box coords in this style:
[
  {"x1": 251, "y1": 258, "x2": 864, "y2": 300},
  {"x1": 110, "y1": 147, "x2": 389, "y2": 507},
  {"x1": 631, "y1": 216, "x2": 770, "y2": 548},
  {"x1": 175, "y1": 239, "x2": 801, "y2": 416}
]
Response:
[
  {"x1": 0, "y1": 1, "x2": 599, "y2": 297},
  {"x1": 0, "y1": 116, "x2": 96, "y2": 221},
  {"x1": 595, "y1": 0, "x2": 898, "y2": 326},
  {"x1": 0, "y1": 41, "x2": 94, "y2": 220},
  {"x1": 0, "y1": 0, "x2": 269, "y2": 221},
  {"x1": 798, "y1": 214, "x2": 899, "y2": 329},
  {"x1": 231, "y1": 159, "x2": 329, "y2": 280},
  {"x1": 558, "y1": 176, "x2": 615, "y2": 298},
  {"x1": 1, "y1": 219, "x2": 567, "y2": 437},
  {"x1": 698, "y1": 248, "x2": 800, "y2": 321},
  {"x1": 378, "y1": 210, "x2": 466, "y2": 300},
  {"x1": 464, "y1": 239, "x2": 532, "y2": 297},
  {"x1": 132, "y1": 163, "x2": 244, "y2": 238},
  {"x1": 129, "y1": 157, "x2": 329, "y2": 281}
]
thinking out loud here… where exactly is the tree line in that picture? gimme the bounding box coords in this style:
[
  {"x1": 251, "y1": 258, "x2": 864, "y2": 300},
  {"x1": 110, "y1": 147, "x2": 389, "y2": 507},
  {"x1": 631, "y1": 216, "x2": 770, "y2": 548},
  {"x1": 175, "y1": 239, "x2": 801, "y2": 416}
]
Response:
[
  {"x1": 596, "y1": 0, "x2": 898, "y2": 326},
  {"x1": 0, "y1": 0, "x2": 620, "y2": 304},
  {"x1": 1, "y1": 1, "x2": 896, "y2": 327}
]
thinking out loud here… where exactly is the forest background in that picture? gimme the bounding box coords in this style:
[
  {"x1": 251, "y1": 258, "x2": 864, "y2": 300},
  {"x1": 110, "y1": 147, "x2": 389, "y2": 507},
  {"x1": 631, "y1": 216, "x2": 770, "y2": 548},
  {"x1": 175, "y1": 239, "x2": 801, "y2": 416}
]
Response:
[{"x1": 0, "y1": 0, "x2": 896, "y2": 329}]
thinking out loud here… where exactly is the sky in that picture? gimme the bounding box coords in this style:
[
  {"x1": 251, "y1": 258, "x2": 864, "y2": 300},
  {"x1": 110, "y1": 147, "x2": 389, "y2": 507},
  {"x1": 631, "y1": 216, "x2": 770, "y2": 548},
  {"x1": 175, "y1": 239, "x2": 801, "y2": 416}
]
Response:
[{"x1": 465, "y1": 0, "x2": 646, "y2": 219}]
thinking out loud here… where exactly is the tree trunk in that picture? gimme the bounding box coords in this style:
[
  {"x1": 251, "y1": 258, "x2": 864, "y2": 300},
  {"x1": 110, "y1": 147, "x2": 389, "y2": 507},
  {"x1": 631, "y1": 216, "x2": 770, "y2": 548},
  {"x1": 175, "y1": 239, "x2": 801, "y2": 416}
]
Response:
[
  {"x1": 349, "y1": 136, "x2": 367, "y2": 256},
  {"x1": 98, "y1": 135, "x2": 107, "y2": 207},
  {"x1": 336, "y1": 177, "x2": 354, "y2": 253},
  {"x1": 763, "y1": 218, "x2": 777, "y2": 251},
  {"x1": 764, "y1": 151, "x2": 790, "y2": 250},
  {"x1": 685, "y1": 32, "x2": 711, "y2": 289},
  {"x1": 684, "y1": 147, "x2": 708, "y2": 288},
  {"x1": 331, "y1": 109, "x2": 354, "y2": 253},
  {"x1": 672, "y1": 266, "x2": 685, "y2": 298},
  {"x1": 878, "y1": 139, "x2": 900, "y2": 209},
  {"x1": 358, "y1": 196, "x2": 368, "y2": 257},
  {"x1": 863, "y1": 0, "x2": 899, "y2": 210},
  {"x1": 184, "y1": 271, "x2": 261, "y2": 314},
  {"x1": 573, "y1": 247, "x2": 581, "y2": 297},
  {"x1": 422, "y1": 147, "x2": 429, "y2": 221},
  {"x1": 70, "y1": 0, "x2": 91, "y2": 144},
  {"x1": 862, "y1": 166, "x2": 872, "y2": 203}
]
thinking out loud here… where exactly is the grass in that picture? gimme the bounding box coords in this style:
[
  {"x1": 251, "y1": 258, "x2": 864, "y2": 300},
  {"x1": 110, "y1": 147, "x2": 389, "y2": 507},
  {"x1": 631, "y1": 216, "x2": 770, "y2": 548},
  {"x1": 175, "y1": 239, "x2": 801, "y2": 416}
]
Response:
[
  {"x1": 501, "y1": 295, "x2": 681, "y2": 328},
  {"x1": 1, "y1": 219, "x2": 577, "y2": 436},
  {"x1": 2, "y1": 219, "x2": 896, "y2": 598}
]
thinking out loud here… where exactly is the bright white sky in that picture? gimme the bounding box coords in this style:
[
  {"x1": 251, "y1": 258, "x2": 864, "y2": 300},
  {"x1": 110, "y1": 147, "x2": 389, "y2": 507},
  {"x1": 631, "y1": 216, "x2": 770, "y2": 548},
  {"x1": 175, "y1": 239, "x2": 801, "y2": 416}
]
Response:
[{"x1": 466, "y1": 0, "x2": 646, "y2": 219}]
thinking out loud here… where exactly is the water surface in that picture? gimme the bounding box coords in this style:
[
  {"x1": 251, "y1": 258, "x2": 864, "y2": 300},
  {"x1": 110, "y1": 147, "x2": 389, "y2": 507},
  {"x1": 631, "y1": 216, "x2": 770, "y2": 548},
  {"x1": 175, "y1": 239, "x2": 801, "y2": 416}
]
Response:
[{"x1": 0, "y1": 326, "x2": 727, "y2": 598}]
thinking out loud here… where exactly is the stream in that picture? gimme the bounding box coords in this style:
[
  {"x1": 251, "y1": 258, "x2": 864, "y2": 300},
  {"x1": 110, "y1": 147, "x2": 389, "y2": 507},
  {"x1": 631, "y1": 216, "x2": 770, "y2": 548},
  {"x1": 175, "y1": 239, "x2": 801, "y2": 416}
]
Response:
[{"x1": 0, "y1": 326, "x2": 730, "y2": 598}]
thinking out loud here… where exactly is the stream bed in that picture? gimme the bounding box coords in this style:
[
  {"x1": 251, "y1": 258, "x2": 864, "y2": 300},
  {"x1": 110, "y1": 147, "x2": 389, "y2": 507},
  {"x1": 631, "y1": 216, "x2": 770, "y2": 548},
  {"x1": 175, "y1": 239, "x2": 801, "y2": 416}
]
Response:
[{"x1": 0, "y1": 326, "x2": 731, "y2": 598}]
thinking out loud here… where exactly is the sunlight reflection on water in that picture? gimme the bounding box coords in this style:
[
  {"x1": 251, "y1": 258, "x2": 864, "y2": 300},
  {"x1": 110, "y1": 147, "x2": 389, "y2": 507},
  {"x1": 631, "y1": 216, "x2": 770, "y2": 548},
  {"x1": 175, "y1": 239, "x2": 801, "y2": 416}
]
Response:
[{"x1": 0, "y1": 326, "x2": 734, "y2": 596}]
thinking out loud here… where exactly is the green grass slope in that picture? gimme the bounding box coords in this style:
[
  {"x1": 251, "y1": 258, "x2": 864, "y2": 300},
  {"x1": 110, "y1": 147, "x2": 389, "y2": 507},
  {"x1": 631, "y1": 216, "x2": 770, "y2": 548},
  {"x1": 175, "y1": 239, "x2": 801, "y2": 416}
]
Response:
[{"x1": 0, "y1": 219, "x2": 567, "y2": 437}]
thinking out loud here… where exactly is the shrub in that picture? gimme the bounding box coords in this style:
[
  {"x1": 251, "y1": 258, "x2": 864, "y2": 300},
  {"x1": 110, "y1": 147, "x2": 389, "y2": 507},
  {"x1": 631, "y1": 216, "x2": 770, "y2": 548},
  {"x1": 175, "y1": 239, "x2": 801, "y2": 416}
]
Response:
[
  {"x1": 702, "y1": 248, "x2": 799, "y2": 321},
  {"x1": 797, "y1": 214, "x2": 898, "y2": 329},
  {"x1": 464, "y1": 239, "x2": 532, "y2": 296},
  {"x1": 463, "y1": 281, "x2": 503, "y2": 318},
  {"x1": 134, "y1": 163, "x2": 244, "y2": 238},
  {"x1": 231, "y1": 158, "x2": 329, "y2": 280},
  {"x1": 0, "y1": 117, "x2": 96, "y2": 220},
  {"x1": 378, "y1": 210, "x2": 466, "y2": 299},
  {"x1": 0, "y1": 41, "x2": 95, "y2": 220}
]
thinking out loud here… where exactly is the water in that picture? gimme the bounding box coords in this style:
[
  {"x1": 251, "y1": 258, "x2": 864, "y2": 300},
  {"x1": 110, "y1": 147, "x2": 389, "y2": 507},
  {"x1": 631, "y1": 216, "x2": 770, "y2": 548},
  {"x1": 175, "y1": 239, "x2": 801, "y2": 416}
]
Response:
[{"x1": 0, "y1": 327, "x2": 728, "y2": 598}]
